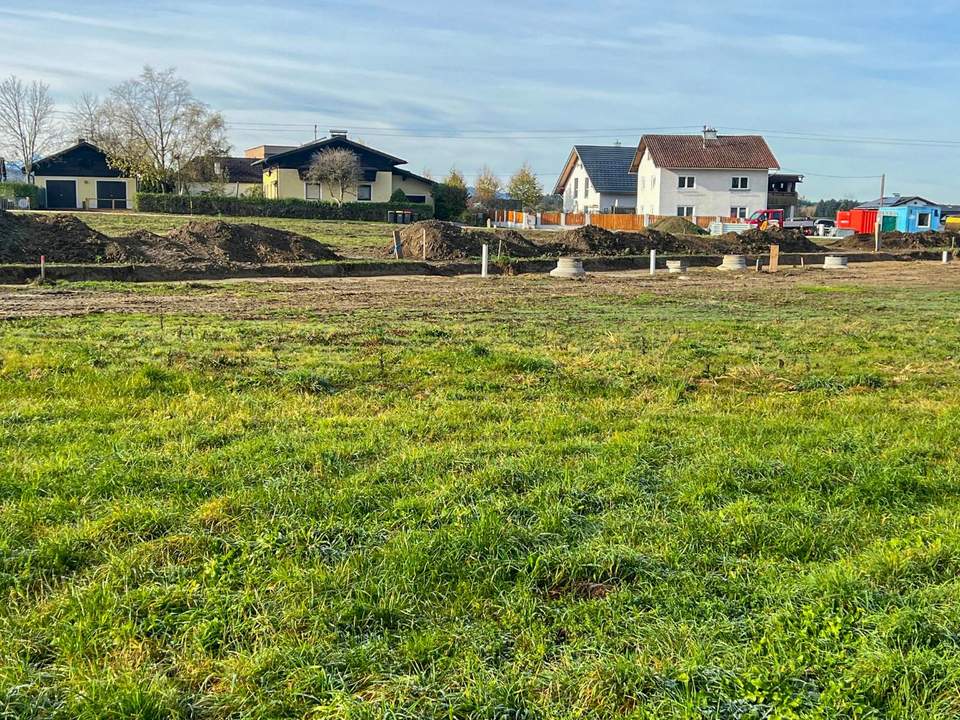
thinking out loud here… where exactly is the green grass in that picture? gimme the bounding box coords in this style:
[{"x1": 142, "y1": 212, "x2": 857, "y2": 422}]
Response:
[
  {"x1": 2, "y1": 276, "x2": 960, "y2": 718},
  {"x1": 36, "y1": 211, "x2": 398, "y2": 258}
]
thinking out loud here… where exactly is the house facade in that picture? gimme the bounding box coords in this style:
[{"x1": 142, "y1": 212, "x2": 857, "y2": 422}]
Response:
[
  {"x1": 31, "y1": 140, "x2": 136, "y2": 210},
  {"x1": 257, "y1": 132, "x2": 435, "y2": 204},
  {"x1": 554, "y1": 145, "x2": 637, "y2": 213},
  {"x1": 630, "y1": 129, "x2": 779, "y2": 219}
]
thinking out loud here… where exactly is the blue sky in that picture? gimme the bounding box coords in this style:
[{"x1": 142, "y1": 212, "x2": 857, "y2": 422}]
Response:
[{"x1": 3, "y1": 1, "x2": 959, "y2": 201}]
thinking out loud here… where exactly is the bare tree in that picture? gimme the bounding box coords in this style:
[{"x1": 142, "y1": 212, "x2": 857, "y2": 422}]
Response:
[
  {"x1": 68, "y1": 92, "x2": 104, "y2": 140},
  {"x1": 0, "y1": 75, "x2": 59, "y2": 177},
  {"x1": 95, "y1": 66, "x2": 227, "y2": 191},
  {"x1": 304, "y1": 148, "x2": 362, "y2": 206}
]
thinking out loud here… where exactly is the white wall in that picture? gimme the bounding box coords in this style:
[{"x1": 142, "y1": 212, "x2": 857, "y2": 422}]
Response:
[
  {"x1": 659, "y1": 168, "x2": 768, "y2": 218},
  {"x1": 598, "y1": 192, "x2": 636, "y2": 211},
  {"x1": 634, "y1": 150, "x2": 662, "y2": 215},
  {"x1": 562, "y1": 160, "x2": 598, "y2": 212},
  {"x1": 634, "y1": 148, "x2": 770, "y2": 218}
]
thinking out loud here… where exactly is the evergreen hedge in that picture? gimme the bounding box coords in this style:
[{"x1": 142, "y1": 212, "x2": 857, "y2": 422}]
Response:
[
  {"x1": 0, "y1": 182, "x2": 42, "y2": 208},
  {"x1": 135, "y1": 193, "x2": 433, "y2": 221}
]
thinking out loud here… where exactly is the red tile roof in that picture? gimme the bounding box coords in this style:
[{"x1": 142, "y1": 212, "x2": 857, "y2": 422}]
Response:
[{"x1": 630, "y1": 134, "x2": 780, "y2": 172}]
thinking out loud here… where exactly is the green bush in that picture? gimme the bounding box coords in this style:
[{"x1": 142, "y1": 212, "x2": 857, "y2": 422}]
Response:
[
  {"x1": 389, "y1": 188, "x2": 408, "y2": 202},
  {"x1": 0, "y1": 182, "x2": 42, "y2": 208},
  {"x1": 134, "y1": 193, "x2": 434, "y2": 221},
  {"x1": 433, "y1": 183, "x2": 469, "y2": 221}
]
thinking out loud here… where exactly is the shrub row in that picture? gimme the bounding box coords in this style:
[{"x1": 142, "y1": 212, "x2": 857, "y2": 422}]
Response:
[
  {"x1": 0, "y1": 182, "x2": 42, "y2": 208},
  {"x1": 134, "y1": 193, "x2": 434, "y2": 221}
]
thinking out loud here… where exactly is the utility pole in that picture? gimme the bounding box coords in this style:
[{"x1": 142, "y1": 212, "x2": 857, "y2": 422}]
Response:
[{"x1": 874, "y1": 174, "x2": 885, "y2": 253}]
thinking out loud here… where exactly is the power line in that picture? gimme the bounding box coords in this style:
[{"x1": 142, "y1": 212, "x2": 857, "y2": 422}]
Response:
[{"x1": 779, "y1": 170, "x2": 884, "y2": 180}]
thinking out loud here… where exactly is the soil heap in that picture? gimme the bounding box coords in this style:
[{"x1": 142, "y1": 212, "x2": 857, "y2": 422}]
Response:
[
  {"x1": 0, "y1": 213, "x2": 111, "y2": 263},
  {"x1": 714, "y1": 226, "x2": 827, "y2": 254},
  {"x1": 0, "y1": 214, "x2": 341, "y2": 266},
  {"x1": 392, "y1": 220, "x2": 540, "y2": 259},
  {"x1": 650, "y1": 216, "x2": 707, "y2": 236},
  {"x1": 831, "y1": 230, "x2": 959, "y2": 252}
]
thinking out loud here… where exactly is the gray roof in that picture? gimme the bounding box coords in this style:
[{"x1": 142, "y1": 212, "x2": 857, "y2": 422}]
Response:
[
  {"x1": 858, "y1": 195, "x2": 939, "y2": 209},
  {"x1": 574, "y1": 145, "x2": 637, "y2": 194}
]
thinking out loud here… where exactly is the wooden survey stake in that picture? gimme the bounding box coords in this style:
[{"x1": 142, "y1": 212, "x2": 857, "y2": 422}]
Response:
[
  {"x1": 392, "y1": 230, "x2": 402, "y2": 259},
  {"x1": 769, "y1": 244, "x2": 780, "y2": 273}
]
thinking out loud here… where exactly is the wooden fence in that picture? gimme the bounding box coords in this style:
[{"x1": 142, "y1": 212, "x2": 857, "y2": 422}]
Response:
[
  {"x1": 590, "y1": 214, "x2": 648, "y2": 231},
  {"x1": 494, "y1": 210, "x2": 742, "y2": 231}
]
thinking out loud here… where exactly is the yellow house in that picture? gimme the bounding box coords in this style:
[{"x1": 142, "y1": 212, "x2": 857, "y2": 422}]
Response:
[
  {"x1": 256, "y1": 131, "x2": 435, "y2": 204},
  {"x1": 31, "y1": 140, "x2": 136, "y2": 210}
]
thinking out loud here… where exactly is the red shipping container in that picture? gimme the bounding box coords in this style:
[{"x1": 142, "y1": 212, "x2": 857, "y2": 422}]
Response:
[{"x1": 836, "y1": 208, "x2": 876, "y2": 234}]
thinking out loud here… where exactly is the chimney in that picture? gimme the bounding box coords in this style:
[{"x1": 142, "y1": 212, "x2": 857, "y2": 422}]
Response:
[
  {"x1": 329, "y1": 129, "x2": 348, "y2": 138},
  {"x1": 702, "y1": 126, "x2": 718, "y2": 147}
]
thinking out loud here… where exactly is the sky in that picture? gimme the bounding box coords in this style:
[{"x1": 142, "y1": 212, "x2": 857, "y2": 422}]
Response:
[{"x1": 3, "y1": 0, "x2": 959, "y2": 201}]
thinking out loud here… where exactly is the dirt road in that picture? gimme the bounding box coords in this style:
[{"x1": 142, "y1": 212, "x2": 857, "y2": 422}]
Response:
[{"x1": 0, "y1": 261, "x2": 956, "y2": 320}]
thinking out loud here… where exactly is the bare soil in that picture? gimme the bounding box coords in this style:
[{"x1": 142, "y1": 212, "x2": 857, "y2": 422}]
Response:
[
  {"x1": 1, "y1": 260, "x2": 954, "y2": 320},
  {"x1": 829, "y1": 230, "x2": 959, "y2": 252},
  {"x1": 388, "y1": 220, "x2": 830, "y2": 260},
  {"x1": 0, "y1": 214, "x2": 340, "y2": 267},
  {"x1": 392, "y1": 220, "x2": 540, "y2": 259},
  {"x1": 650, "y1": 216, "x2": 707, "y2": 235}
]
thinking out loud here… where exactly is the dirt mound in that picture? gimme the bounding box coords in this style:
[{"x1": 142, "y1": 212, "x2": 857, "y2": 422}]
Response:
[
  {"x1": 0, "y1": 213, "x2": 111, "y2": 263},
  {"x1": 832, "y1": 230, "x2": 958, "y2": 252},
  {"x1": 556, "y1": 225, "x2": 735, "y2": 256},
  {"x1": 0, "y1": 214, "x2": 341, "y2": 266},
  {"x1": 392, "y1": 220, "x2": 540, "y2": 259},
  {"x1": 715, "y1": 227, "x2": 827, "y2": 254},
  {"x1": 159, "y1": 221, "x2": 340, "y2": 264},
  {"x1": 651, "y1": 216, "x2": 707, "y2": 236}
]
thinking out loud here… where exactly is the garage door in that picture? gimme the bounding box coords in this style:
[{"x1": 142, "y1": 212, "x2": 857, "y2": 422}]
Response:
[
  {"x1": 46, "y1": 180, "x2": 77, "y2": 209},
  {"x1": 96, "y1": 181, "x2": 127, "y2": 210}
]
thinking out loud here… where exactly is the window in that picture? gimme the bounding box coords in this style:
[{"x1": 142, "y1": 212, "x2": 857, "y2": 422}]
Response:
[
  {"x1": 573, "y1": 177, "x2": 579, "y2": 197},
  {"x1": 305, "y1": 183, "x2": 321, "y2": 201},
  {"x1": 918, "y1": 211, "x2": 931, "y2": 228},
  {"x1": 584, "y1": 178, "x2": 590, "y2": 197},
  {"x1": 677, "y1": 206, "x2": 694, "y2": 218},
  {"x1": 730, "y1": 206, "x2": 748, "y2": 219},
  {"x1": 357, "y1": 184, "x2": 372, "y2": 201},
  {"x1": 651, "y1": 176, "x2": 657, "y2": 190},
  {"x1": 678, "y1": 176, "x2": 695, "y2": 189},
  {"x1": 731, "y1": 176, "x2": 750, "y2": 190}
]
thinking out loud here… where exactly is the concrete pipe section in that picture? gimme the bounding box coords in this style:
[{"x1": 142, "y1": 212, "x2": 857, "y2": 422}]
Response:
[
  {"x1": 823, "y1": 255, "x2": 849, "y2": 270},
  {"x1": 666, "y1": 260, "x2": 689, "y2": 274},
  {"x1": 549, "y1": 257, "x2": 586, "y2": 280},
  {"x1": 718, "y1": 255, "x2": 747, "y2": 271}
]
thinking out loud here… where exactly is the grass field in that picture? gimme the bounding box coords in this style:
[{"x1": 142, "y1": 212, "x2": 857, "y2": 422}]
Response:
[{"x1": 2, "y1": 265, "x2": 960, "y2": 718}]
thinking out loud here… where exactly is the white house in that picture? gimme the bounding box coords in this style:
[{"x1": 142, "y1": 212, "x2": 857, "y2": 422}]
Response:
[
  {"x1": 629, "y1": 129, "x2": 780, "y2": 219},
  {"x1": 553, "y1": 145, "x2": 637, "y2": 213}
]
